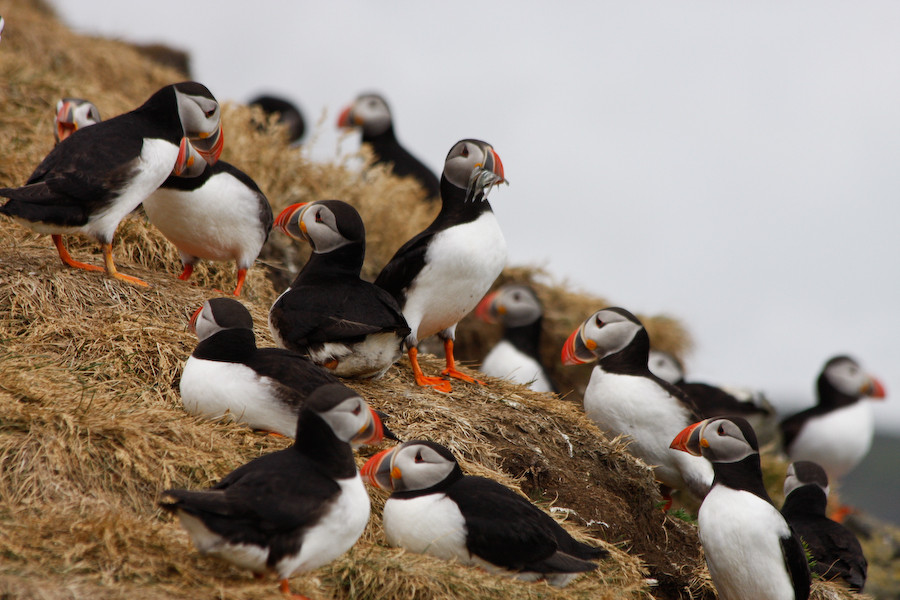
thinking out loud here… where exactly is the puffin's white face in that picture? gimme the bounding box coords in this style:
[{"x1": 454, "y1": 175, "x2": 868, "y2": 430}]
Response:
[
  {"x1": 387, "y1": 442, "x2": 457, "y2": 492},
  {"x1": 54, "y1": 98, "x2": 101, "y2": 143},
  {"x1": 319, "y1": 394, "x2": 381, "y2": 447},
  {"x1": 562, "y1": 309, "x2": 642, "y2": 365},
  {"x1": 188, "y1": 298, "x2": 253, "y2": 341},
  {"x1": 823, "y1": 357, "x2": 883, "y2": 398},
  {"x1": 648, "y1": 350, "x2": 684, "y2": 384},
  {"x1": 349, "y1": 94, "x2": 392, "y2": 137},
  {"x1": 298, "y1": 203, "x2": 353, "y2": 253},
  {"x1": 190, "y1": 301, "x2": 225, "y2": 341},
  {"x1": 694, "y1": 418, "x2": 758, "y2": 463},
  {"x1": 443, "y1": 139, "x2": 507, "y2": 196},
  {"x1": 492, "y1": 285, "x2": 542, "y2": 328},
  {"x1": 783, "y1": 461, "x2": 830, "y2": 498}
]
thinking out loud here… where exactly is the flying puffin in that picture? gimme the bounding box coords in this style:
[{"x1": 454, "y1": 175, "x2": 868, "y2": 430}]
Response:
[
  {"x1": 0, "y1": 81, "x2": 223, "y2": 287},
  {"x1": 51, "y1": 99, "x2": 272, "y2": 297},
  {"x1": 561, "y1": 308, "x2": 713, "y2": 506},
  {"x1": 648, "y1": 349, "x2": 777, "y2": 445},
  {"x1": 269, "y1": 200, "x2": 410, "y2": 378},
  {"x1": 474, "y1": 283, "x2": 557, "y2": 393},
  {"x1": 181, "y1": 297, "x2": 346, "y2": 436},
  {"x1": 361, "y1": 439, "x2": 606, "y2": 586},
  {"x1": 670, "y1": 416, "x2": 811, "y2": 600},
  {"x1": 780, "y1": 355, "x2": 886, "y2": 482},
  {"x1": 374, "y1": 139, "x2": 507, "y2": 393},
  {"x1": 161, "y1": 384, "x2": 384, "y2": 599},
  {"x1": 337, "y1": 93, "x2": 440, "y2": 201},
  {"x1": 781, "y1": 461, "x2": 867, "y2": 591}
]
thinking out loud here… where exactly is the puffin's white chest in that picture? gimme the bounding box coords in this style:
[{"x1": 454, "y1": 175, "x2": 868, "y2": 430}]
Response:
[
  {"x1": 480, "y1": 341, "x2": 553, "y2": 393},
  {"x1": 403, "y1": 212, "x2": 506, "y2": 343},
  {"x1": 788, "y1": 401, "x2": 874, "y2": 480},
  {"x1": 382, "y1": 494, "x2": 470, "y2": 563},
  {"x1": 143, "y1": 171, "x2": 267, "y2": 266},
  {"x1": 583, "y1": 368, "x2": 712, "y2": 496},
  {"x1": 698, "y1": 486, "x2": 796, "y2": 600},
  {"x1": 179, "y1": 356, "x2": 297, "y2": 436}
]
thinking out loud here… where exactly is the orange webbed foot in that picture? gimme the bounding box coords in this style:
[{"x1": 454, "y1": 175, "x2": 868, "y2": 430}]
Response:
[{"x1": 280, "y1": 578, "x2": 312, "y2": 600}]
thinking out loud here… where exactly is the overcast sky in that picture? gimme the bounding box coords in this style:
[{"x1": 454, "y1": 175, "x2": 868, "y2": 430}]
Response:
[{"x1": 51, "y1": 1, "x2": 900, "y2": 432}]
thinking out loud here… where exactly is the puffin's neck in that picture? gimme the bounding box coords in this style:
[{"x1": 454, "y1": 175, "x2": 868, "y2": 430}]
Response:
[
  {"x1": 781, "y1": 485, "x2": 828, "y2": 517},
  {"x1": 192, "y1": 329, "x2": 256, "y2": 362},
  {"x1": 363, "y1": 124, "x2": 399, "y2": 146},
  {"x1": 293, "y1": 412, "x2": 358, "y2": 479},
  {"x1": 599, "y1": 328, "x2": 652, "y2": 377},
  {"x1": 712, "y1": 453, "x2": 772, "y2": 504},
  {"x1": 817, "y1": 376, "x2": 862, "y2": 410},
  {"x1": 293, "y1": 243, "x2": 364, "y2": 284},
  {"x1": 503, "y1": 318, "x2": 543, "y2": 360},
  {"x1": 430, "y1": 175, "x2": 493, "y2": 227},
  {"x1": 391, "y1": 464, "x2": 465, "y2": 500}
]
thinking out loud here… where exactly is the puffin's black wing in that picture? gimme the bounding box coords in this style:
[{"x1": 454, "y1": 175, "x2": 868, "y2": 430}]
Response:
[
  {"x1": 247, "y1": 349, "x2": 340, "y2": 397},
  {"x1": 372, "y1": 140, "x2": 440, "y2": 199},
  {"x1": 450, "y1": 477, "x2": 601, "y2": 573},
  {"x1": 373, "y1": 229, "x2": 437, "y2": 303},
  {"x1": 791, "y1": 516, "x2": 867, "y2": 591},
  {"x1": 780, "y1": 529, "x2": 812, "y2": 600}
]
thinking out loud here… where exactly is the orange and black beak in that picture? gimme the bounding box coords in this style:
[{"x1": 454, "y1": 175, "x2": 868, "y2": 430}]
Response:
[
  {"x1": 191, "y1": 121, "x2": 224, "y2": 167},
  {"x1": 561, "y1": 321, "x2": 598, "y2": 365},
  {"x1": 863, "y1": 375, "x2": 887, "y2": 399},
  {"x1": 337, "y1": 105, "x2": 355, "y2": 128},
  {"x1": 274, "y1": 202, "x2": 311, "y2": 241},
  {"x1": 55, "y1": 100, "x2": 79, "y2": 143},
  {"x1": 670, "y1": 419, "x2": 708, "y2": 456},
  {"x1": 360, "y1": 446, "x2": 397, "y2": 490},
  {"x1": 486, "y1": 147, "x2": 506, "y2": 184},
  {"x1": 173, "y1": 137, "x2": 207, "y2": 177},
  {"x1": 351, "y1": 407, "x2": 385, "y2": 448},
  {"x1": 474, "y1": 291, "x2": 501, "y2": 323},
  {"x1": 188, "y1": 304, "x2": 203, "y2": 335}
]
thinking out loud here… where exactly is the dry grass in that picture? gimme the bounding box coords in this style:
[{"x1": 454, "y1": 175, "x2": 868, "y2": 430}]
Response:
[{"x1": 0, "y1": 1, "x2": 872, "y2": 599}]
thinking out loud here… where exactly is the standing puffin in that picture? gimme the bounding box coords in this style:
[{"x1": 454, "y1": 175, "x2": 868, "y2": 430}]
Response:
[
  {"x1": 648, "y1": 349, "x2": 777, "y2": 444},
  {"x1": 562, "y1": 308, "x2": 713, "y2": 505},
  {"x1": 780, "y1": 355, "x2": 886, "y2": 482},
  {"x1": 475, "y1": 283, "x2": 556, "y2": 393},
  {"x1": 181, "y1": 297, "x2": 342, "y2": 436},
  {"x1": 161, "y1": 384, "x2": 384, "y2": 599},
  {"x1": 269, "y1": 200, "x2": 410, "y2": 378},
  {"x1": 51, "y1": 99, "x2": 272, "y2": 296},
  {"x1": 0, "y1": 82, "x2": 223, "y2": 287},
  {"x1": 374, "y1": 139, "x2": 507, "y2": 393},
  {"x1": 361, "y1": 440, "x2": 605, "y2": 586},
  {"x1": 670, "y1": 416, "x2": 811, "y2": 600},
  {"x1": 337, "y1": 93, "x2": 440, "y2": 201},
  {"x1": 781, "y1": 461, "x2": 867, "y2": 591}
]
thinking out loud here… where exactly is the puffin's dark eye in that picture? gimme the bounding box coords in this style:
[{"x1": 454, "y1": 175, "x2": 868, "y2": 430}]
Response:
[
  {"x1": 460, "y1": 145, "x2": 469, "y2": 158},
  {"x1": 315, "y1": 210, "x2": 323, "y2": 223},
  {"x1": 717, "y1": 425, "x2": 725, "y2": 435},
  {"x1": 204, "y1": 108, "x2": 216, "y2": 118},
  {"x1": 595, "y1": 316, "x2": 604, "y2": 327},
  {"x1": 352, "y1": 403, "x2": 362, "y2": 416},
  {"x1": 414, "y1": 451, "x2": 424, "y2": 463}
]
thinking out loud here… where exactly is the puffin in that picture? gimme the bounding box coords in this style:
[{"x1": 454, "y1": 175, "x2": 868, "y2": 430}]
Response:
[
  {"x1": 648, "y1": 349, "x2": 777, "y2": 444},
  {"x1": 475, "y1": 283, "x2": 556, "y2": 393},
  {"x1": 181, "y1": 297, "x2": 343, "y2": 436},
  {"x1": 0, "y1": 81, "x2": 223, "y2": 287},
  {"x1": 160, "y1": 383, "x2": 384, "y2": 599},
  {"x1": 361, "y1": 439, "x2": 606, "y2": 586},
  {"x1": 670, "y1": 416, "x2": 811, "y2": 600},
  {"x1": 337, "y1": 93, "x2": 440, "y2": 201},
  {"x1": 51, "y1": 98, "x2": 272, "y2": 296},
  {"x1": 561, "y1": 308, "x2": 713, "y2": 505},
  {"x1": 269, "y1": 200, "x2": 410, "y2": 378},
  {"x1": 374, "y1": 139, "x2": 507, "y2": 393},
  {"x1": 780, "y1": 355, "x2": 886, "y2": 482},
  {"x1": 249, "y1": 94, "x2": 305, "y2": 144},
  {"x1": 781, "y1": 461, "x2": 867, "y2": 591}
]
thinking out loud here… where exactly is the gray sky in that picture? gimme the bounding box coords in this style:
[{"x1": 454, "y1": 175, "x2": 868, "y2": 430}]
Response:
[{"x1": 52, "y1": 1, "x2": 900, "y2": 432}]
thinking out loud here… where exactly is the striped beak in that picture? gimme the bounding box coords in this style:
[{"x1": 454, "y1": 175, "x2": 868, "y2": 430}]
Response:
[
  {"x1": 863, "y1": 376, "x2": 886, "y2": 399},
  {"x1": 351, "y1": 407, "x2": 385, "y2": 448},
  {"x1": 274, "y1": 202, "x2": 311, "y2": 241},
  {"x1": 188, "y1": 304, "x2": 203, "y2": 334},
  {"x1": 561, "y1": 321, "x2": 598, "y2": 365},
  {"x1": 474, "y1": 291, "x2": 501, "y2": 323},
  {"x1": 55, "y1": 100, "x2": 78, "y2": 143},
  {"x1": 190, "y1": 122, "x2": 224, "y2": 167},
  {"x1": 337, "y1": 105, "x2": 355, "y2": 128},
  {"x1": 360, "y1": 447, "x2": 397, "y2": 490},
  {"x1": 173, "y1": 137, "x2": 208, "y2": 177},
  {"x1": 670, "y1": 420, "x2": 707, "y2": 456},
  {"x1": 487, "y1": 147, "x2": 506, "y2": 184}
]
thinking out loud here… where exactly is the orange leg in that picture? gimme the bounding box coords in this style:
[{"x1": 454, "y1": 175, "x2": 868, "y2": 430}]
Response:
[
  {"x1": 408, "y1": 347, "x2": 452, "y2": 393},
  {"x1": 232, "y1": 268, "x2": 247, "y2": 296},
  {"x1": 52, "y1": 234, "x2": 104, "y2": 272},
  {"x1": 101, "y1": 242, "x2": 148, "y2": 287},
  {"x1": 441, "y1": 339, "x2": 483, "y2": 384},
  {"x1": 178, "y1": 263, "x2": 194, "y2": 281},
  {"x1": 279, "y1": 578, "x2": 311, "y2": 600}
]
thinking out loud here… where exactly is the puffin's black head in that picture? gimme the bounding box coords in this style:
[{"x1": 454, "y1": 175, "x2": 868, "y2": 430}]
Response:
[
  {"x1": 475, "y1": 283, "x2": 543, "y2": 328},
  {"x1": 670, "y1": 416, "x2": 759, "y2": 462},
  {"x1": 337, "y1": 93, "x2": 393, "y2": 138},
  {"x1": 818, "y1": 355, "x2": 886, "y2": 406},
  {"x1": 442, "y1": 139, "x2": 507, "y2": 201},
  {"x1": 648, "y1": 349, "x2": 685, "y2": 385},
  {"x1": 561, "y1": 307, "x2": 644, "y2": 366},
  {"x1": 249, "y1": 94, "x2": 305, "y2": 143},
  {"x1": 360, "y1": 439, "x2": 461, "y2": 493},
  {"x1": 54, "y1": 98, "x2": 101, "y2": 144},
  {"x1": 784, "y1": 461, "x2": 830, "y2": 498},
  {"x1": 273, "y1": 199, "x2": 365, "y2": 253},
  {"x1": 189, "y1": 297, "x2": 253, "y2": 341},
  {"x1": 301, "y1": 384, "x2": 384, "y2": 447}
]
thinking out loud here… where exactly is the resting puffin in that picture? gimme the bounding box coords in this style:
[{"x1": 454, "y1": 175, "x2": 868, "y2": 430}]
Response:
[
  {"x1": 374, "y1": 139, "x2": 507, "y2": 393},
  {"x1": 781, "y1": 461, "x2": 867, "y2": 591},
  {"x1": 361, "y1": 440, "x2": 605, "y2": 586},
  {"x1": 269, "y1": 200, "x2": 410, "y2": 378},
  {"x1": 161, "y1": 384, "x2": 384, "y2": 599},
  {"x1": 51, "y1": 99, "x2": 272, "y2": 296},
  {"x1": 475, "y1": 283, "x2": 556, "y2": 393},
  {"x1": 648, "y1": 349, "x2": 777, "y2": 444},
  {"x1": 780, "y1": 355, "x2": 886, "y2": 482},
  {"x1": 250, "y1": 94, "x2": 306, "y2": 144},
  {"x1": 181, "y1": 297, "x2": 344, "y2": 436},
  {"x1": 337, "y1": 93, "x2": 440, "y2": 201},
  {"x1": 670, "y1": 416, "x2": 811, "y2": 600},
  {"x1": 0, "y1": 81, "x2": 223, "y2": 287},
  {"x1": 561, "y1": 308, "x2": 713, "y2": 505}
]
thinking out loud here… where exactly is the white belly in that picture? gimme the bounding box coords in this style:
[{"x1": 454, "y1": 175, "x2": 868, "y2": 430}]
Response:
[
  {"x1": 403, "y1": 213, "x2": 506, "y2": 344},
  {"x1": 143, "y1": 171, "x2": 267, "y2": 268},
  {"x1": 382, "y1": 494, "x2": 471, "y2": 563},
  {"x1": 179, "y1": 357, "x2": 298, "y2": 436},
  {"x1": 480, "y1": 341, "x2": 554, "y2": 393},
  {"x1": 788, "y1": 401, "x2": 874, "y2": 480},
  {"x1": 699, "y1": 486, "x2": 797, "y2": 600},
  {"x1": 583, "y1": 368, "x2": 712, "y2": 497}
]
